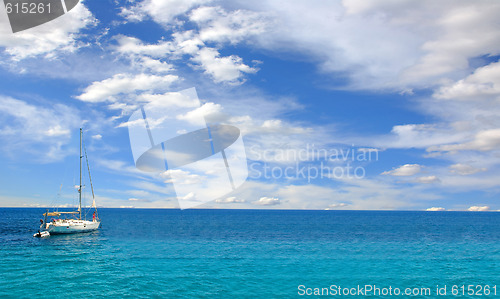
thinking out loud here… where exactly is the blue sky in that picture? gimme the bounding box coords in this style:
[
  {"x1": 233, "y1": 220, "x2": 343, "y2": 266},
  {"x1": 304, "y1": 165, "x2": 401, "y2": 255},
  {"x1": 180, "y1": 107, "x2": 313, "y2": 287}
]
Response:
[{"x1": 0, "y1": 0, "x2": 500, "y2": 211}]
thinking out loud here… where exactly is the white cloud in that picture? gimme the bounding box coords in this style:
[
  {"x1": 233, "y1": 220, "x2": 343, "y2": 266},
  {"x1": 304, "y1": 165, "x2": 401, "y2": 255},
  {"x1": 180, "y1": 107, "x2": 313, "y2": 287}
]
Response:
[
  {"x1": 179, "y1": 192, "x2": 196, "y2": 201},
  {"x1": 130, "y1": 180, "x2": 175, "y2": 196},
  {"x1": 94, "y1": 190, "x2": 178, "y2": 208},
  {"x1": 253, "y1": 196, "x2": 280, "y2": 206},
  {"x1": 113, "y1": 36, "x2": 177, "y2": 75},
  {"x1": 116, "y1": 114, "x2": 170, "y2": 130},
  {"x1": 76, "y1": 73, "x2": 179, "y2": 103},
  {"x1": 92, "y1": 134, "x2": 103, "y2": 140},
  {"x1": 215, "y1": 196, "x2": 246, "y2": 203},
  {"x1": 190, "y1": 6, "x2": 268, "y2": 44},
  {"x1": 176, "y1": 102, "x2": 223, "y2": 126},
  {"x1": 415, "y1": 176, "x2": 440, "y2": 184},
  {"x1": 234, "y1": 0, "x2": 500, "y2": 90},
  {"x1": 45, "y1": 125, "x2": 70, "y2": 137},
  {"x1": 115, "y1": 117, "x2": 145, "y2": 129},
  {"x1": 0, "y1": 96, "x2": 81, "y2": 161},
  {"x1": 138, "y1": 91, "x2": 201, "y2": 109},
  {"x1": 435, "y1": 171, "x2": 500, "y2": 191},
  {"x1": 56, "y1": 203, "x2": 77, "y2": 208},
  {"x1": 137, "y1": 56, "x2": 175, "y2": 74},
  {"x1": 128, "y1": 198, "x2": 151, "y2": 202},
  {"x1": 191, "y1": 47, "x2": 258, "y2": 84},
  {"x1": 255, "y1": 119, "x2": 310, "y2": 136},
  {"x1": 382, "y1": 164, "x2": 422, "y2": 176},
  {"x1": 402, "y1": 2, "x2": 500, "y2": 85},
  {"x1": 361, "y1": 55, "x2": 500, "y2": 195},
  {"x1": 467, "y1": 205, "x2": 490, "y2": 212},
  {"x1": 215, "y1": 178, "x2": 441, "y2": 210},
  {"x1": 426, "y1": 207, "x2": 445, "y2": 211},
  {"x1": 116, "y1": 3, "x2": 265, "y2": 85},
  {"x1": 162, "y1": 169, "x2": 202, "y2": 185},
  {"x1": 428, "y1": 128, "x2": 500, "y2": 152},
  {"x1": 435, "y1": 61, "x2": 500, "y2": 101},
  {"x1": 96, "y1": 158, "x2": 147, "y2": 178},
  {"x1": 329, "y1": 203, "x2": 348, "y2": 208},
  {"x1": 126, "y1": 190, "x2": 151, "y2": 197},
  {"x1": 11, "y1": 1, "x2": 496, "y2": 209},
  {"x1": 449, "y1": 163, "x2": 486, "y2": 175},
  {"x1": 0, "y1": 3, "x2": 96, "y2": 60},
  {"x1": 114, "y1": 35, "x2": 175, "y2": 58},
  {"x1": 172, "y1": 30, "x2": 204, "y2": 55},
  {"x1": 372, "y1": 124, "x2": 467, "y2": 149},
  {"x1": 114, "y1": 1, "x2": 500, "y2": 91},
  {"x1": 121, "y1": 0, "x2": 210, "y2": 25}
]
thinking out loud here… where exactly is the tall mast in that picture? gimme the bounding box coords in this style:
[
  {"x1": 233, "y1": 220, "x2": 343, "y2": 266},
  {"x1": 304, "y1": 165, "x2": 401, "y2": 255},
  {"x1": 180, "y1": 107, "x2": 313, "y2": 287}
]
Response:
[{"x1": 79, "y1": 128, "x2": 82, "y2": 220}]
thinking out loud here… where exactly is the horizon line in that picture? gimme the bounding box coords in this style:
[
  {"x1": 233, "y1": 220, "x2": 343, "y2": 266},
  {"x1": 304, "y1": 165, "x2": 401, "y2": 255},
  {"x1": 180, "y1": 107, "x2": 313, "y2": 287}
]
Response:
[{"x1": 1, "y1": 206, "x2": 499, "y2": 212}]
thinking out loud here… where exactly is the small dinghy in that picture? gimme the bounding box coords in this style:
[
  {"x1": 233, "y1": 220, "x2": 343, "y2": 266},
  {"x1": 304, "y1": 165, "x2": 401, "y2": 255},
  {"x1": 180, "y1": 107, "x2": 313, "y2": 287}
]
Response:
[{"x1": 33, "y1": 231, "x2": 50, "y2": 238}]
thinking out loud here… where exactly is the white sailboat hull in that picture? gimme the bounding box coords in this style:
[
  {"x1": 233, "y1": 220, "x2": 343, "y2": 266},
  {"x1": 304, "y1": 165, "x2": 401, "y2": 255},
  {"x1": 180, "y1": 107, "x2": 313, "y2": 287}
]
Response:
[
  {"x1": 44, "y1": 219, "x2": 100, "y2": 234},
  {"x1": 35, "y1": 129, "x2": 102, "y2": 237}
]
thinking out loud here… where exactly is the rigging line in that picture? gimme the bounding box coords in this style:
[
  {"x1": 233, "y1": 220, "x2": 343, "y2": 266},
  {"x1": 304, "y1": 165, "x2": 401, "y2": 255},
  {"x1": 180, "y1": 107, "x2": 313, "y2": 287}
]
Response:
[
  {"x1": 49, "y1": 158, "x2": 71, "y2": 209},
  {"x1": 83, "y1": 131, "x2": 98, "y2": 217}
]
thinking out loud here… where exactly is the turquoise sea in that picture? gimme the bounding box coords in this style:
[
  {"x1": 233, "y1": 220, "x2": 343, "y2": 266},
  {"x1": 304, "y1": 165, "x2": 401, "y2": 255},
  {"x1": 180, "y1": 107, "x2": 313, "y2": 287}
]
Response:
[{"x1": 0, "y1": 208, "x2": 498, "y2": 298}]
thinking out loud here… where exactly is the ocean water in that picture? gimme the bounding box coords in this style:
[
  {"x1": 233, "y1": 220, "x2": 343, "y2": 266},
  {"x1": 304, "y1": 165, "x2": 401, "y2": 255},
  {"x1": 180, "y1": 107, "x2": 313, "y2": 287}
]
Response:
[{"x1": 0, "y1": 209, "x2": 498, "y2": 298}]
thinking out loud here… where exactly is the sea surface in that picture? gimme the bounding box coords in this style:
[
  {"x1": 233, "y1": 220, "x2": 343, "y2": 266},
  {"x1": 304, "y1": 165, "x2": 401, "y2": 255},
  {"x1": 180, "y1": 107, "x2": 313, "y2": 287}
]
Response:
[{"x1": 0, "y1": 208, "x2": 498, "y2": 298}]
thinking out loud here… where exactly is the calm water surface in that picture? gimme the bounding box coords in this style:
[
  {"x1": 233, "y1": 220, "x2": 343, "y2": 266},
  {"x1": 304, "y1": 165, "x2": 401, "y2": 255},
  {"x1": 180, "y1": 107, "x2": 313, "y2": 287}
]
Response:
[{"x1": 0, "y1": 208, "x2": 498, "y2": 298}]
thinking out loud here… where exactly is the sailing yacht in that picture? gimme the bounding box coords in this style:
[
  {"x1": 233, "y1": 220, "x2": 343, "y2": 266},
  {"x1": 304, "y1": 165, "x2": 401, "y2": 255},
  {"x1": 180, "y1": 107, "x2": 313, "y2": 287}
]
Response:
[{"x1": 38, "y1": 128, "x2": 100, "y2": 235}]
